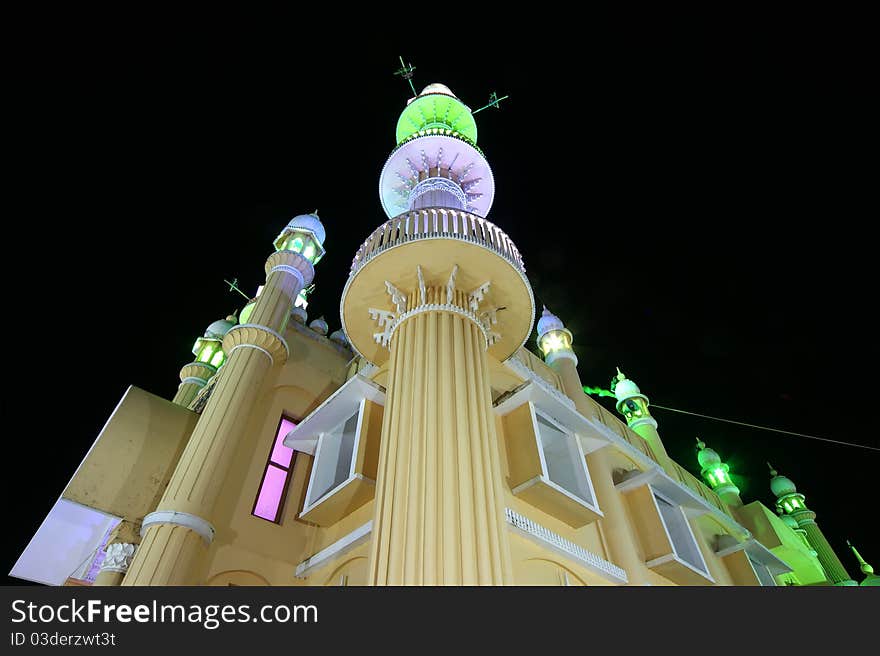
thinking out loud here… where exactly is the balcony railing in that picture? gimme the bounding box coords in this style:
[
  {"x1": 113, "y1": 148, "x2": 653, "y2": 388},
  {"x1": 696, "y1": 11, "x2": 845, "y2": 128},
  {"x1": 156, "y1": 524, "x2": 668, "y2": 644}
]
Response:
[{"x1": 351, "y1": 209, "x2": 525, "y2": 277}]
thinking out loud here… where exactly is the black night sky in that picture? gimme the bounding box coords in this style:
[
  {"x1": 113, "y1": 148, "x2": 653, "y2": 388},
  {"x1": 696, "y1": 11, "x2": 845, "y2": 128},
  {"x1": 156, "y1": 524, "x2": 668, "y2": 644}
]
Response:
[{"x1": 6, "y1": 25, "x2": 878, "y2": 584}]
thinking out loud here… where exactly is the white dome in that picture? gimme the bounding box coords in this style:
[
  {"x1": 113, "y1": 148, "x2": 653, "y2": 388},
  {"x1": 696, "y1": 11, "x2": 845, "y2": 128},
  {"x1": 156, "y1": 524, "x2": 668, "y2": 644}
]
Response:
[
  {"x1": 204, "y1": 318, "x2": 236, "y2": 339},
  {"x1": 419, "y1": 83, "x2": 456, "y2": 98},
  {"x1": 770, "y1": 473, "x2": 798, "y2": 498},
  {"x1": 309, "y1": 316, "x2": 329, "y2": 336},
  {"x1": 329, "y1": 329, "x2": 349, "y2": 346},
  {"x1": 286, "y1": 213, "x2": 326, "y2": 246},
  {"x1": 614, "y1": 377, "x2": 642, "y2": 401},
  {"x1": 536, "y1": 306, "x2": 565, "y2": 339}
]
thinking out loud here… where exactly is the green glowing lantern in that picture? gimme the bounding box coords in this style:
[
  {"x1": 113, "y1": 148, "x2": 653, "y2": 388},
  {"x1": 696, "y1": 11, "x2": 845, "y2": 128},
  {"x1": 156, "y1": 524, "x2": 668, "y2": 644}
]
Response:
[
  {"x1": 190, "y1": 314, "x2": 236, "y2": 371},
  {"x1": 273, "y1": 212, "x2": 326, "y2": 265},
  {"x1": 696, "y1": 438, "x2": 740, "y2": 498}
]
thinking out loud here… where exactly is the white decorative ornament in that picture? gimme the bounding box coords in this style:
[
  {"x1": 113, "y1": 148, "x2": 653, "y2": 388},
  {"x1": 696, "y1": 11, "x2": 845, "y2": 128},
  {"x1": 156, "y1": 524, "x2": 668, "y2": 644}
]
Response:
[
  {"x1": 446, "y1": 264, "x2": 458, "y2": 305},
  {"x1": 368, "y1": 308, "x2": 397, "y2": 347},
  {"x1": 100, "y1": 542, "x2": 137, "y2": 573},
  {"x1": 417, "y1": 265, "x2": 426, "y2": 305},
  {"x1": 468, "y1": 281, "x2": 491, "y2": 312},
  {"x1": 384, "y1": 281, "x2": 407, "y2": 314}
]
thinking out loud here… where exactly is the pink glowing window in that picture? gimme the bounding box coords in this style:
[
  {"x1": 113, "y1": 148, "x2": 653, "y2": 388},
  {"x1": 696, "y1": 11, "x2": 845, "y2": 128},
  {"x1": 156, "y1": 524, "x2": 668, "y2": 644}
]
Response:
[{"x1": 252, "y1": 417, "x2": 297, "y2": 523}]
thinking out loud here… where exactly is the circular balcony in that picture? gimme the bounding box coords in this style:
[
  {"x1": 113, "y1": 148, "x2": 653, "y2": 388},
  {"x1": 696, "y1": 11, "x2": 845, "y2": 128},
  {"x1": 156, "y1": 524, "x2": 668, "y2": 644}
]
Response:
[
  {"x1": 342, "y1": 209, "x2": 533, "y2": 367},
  {"x1": 351, "y1": 209, "x2": 525, "y2": 277}
]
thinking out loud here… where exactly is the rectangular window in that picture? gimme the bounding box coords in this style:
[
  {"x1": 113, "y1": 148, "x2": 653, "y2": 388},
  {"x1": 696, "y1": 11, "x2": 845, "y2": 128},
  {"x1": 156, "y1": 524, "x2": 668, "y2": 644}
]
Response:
[
  {"x1": 535, "y1": 412, "x2": 594, "y2": 506},
  {"x1": 304, "y1": 406, "x2": 362, "y2": 510},
  {"x1": 252, "y1": 416, "x2": 297, "y2": 523},
  {"x1": 653, "y1": 491, "x2": 709, "y2": 575}
]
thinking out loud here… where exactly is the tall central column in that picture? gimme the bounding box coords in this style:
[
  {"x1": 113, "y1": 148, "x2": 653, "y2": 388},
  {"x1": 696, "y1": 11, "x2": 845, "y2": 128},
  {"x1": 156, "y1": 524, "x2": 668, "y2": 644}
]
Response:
[{"x1": 368, "y1": 286, "x2": 512, "y2": 585}]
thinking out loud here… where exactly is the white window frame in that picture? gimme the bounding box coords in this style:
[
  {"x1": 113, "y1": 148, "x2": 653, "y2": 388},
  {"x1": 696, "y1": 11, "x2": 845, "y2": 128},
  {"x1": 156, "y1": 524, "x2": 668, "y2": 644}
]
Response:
[
  {"x1": 301, "y1": 399, "x2": 367, "y2": 515},
  {"x1": 647, "y1": 486, "x2": 712, "y2": 579},
  {"x1": 520, "y1": 403, "x2": 600, "y2": 513}
]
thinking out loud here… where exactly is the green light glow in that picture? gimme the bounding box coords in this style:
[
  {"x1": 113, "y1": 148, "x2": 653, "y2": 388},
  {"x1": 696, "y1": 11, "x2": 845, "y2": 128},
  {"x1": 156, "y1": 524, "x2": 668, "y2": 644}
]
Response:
[
  {"x1": 240, "y1": 301, "x2": 256, "y2": 325},
  {"x1": 303, "y1": 243, "x2": 315, "y2": 261},
  {"x1": 396, "y1": 94, "x2": 478, "y2": 145},
  {"x1": 583, "y1": 386, "x2": 616, "y2": 398},
  {"x1": 198, "y1": 343, "x2": 215, "y2": 363},
  {"x1": 290, "y1": 236, "x2": 304, "y2": 253},
  {"x1": 713, "y1": 468, "x2": 728, "y2": 484},
  {"x1": 210, "y1": 349, "x2": 225, "y2": 368}
]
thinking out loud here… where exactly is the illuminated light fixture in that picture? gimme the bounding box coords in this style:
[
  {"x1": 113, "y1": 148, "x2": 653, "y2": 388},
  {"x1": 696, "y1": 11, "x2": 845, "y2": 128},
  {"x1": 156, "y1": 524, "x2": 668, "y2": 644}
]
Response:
[{"x1": 273, "y1": 212, "x2": 326, "y2": 265}]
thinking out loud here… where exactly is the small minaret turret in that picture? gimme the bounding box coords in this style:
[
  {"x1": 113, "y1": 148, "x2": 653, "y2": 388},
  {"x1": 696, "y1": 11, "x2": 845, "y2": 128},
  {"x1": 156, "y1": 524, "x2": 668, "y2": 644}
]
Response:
[
  {"x1": 847, "y1": 541, "x2": 880, "y2": 586},
  {"x1": 537, "y1": 306, "x2": 576, "y2": 366},
  {"x1": 768, "y1": 463, "x2": 857, "y2": 586},
  {"x1": 612, "y1": 368, "x2": 672, "y2": 471},
  {"x1": 172, "y1": 313, "x2": 237, "y2": 407},
  {"x1": 123, "y1": 212, "x2": 325, "y2": 586},
  {"x1": 695, "y1": 438, "x2": 743, "y2": 509}
]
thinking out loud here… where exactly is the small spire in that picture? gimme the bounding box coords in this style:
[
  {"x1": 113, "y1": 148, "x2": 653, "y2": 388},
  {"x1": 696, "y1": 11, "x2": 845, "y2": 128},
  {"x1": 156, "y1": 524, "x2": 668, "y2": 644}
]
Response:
[
  {"x1": 848, "y1": 540, "x2": 874, "y2": 575},
  {"x1": 696, "y1": 436, "x2": 706, "y2": 450},
  {"x1": 312, "y1": 209, "x2": 319, "y2": 216},
  {"x1": 616, "y1": 366, "x2": 626, "y2": 382},
  {"x1": 767, "y1": 462, "x2": 778, "y2": 477}
]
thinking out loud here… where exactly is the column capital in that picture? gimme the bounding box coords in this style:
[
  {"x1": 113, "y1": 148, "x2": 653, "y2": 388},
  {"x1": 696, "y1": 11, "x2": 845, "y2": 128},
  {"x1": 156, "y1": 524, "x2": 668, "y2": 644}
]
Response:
[
  {"x1": 222, "y1": 323, "x2": 289, "y2": 365},
  {"x1": 179, "y1": 361, "x2": 216, "y2": 384},
  {"x1": 265, "y1": 250, "x2": 315, "y2": 287}
]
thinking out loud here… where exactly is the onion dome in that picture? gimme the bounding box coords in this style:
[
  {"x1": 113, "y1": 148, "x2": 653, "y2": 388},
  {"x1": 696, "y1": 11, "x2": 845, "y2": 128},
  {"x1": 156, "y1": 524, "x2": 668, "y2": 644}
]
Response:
[
  {"x1": 696, "y1": 438, "x2": 722, "y2": 469},
  {"x1": 286, "y1": 212, "x2": 326, "y2": 246},
  {"x1": 291, "y1": 305, "x2": 308, "y2": 325},
  {"x1": 612, "y1": 367, "x2": 642, "y2": 401},
  {"x1": 329, "y1": 329, "x2": 349, "y2": 347},
  {"x1": 537, "y1": 306, "x2": 565, "y2": 340},
  {"x1": 768, "y1": 463, "x2": 798, "y2": 498},
  {"x1": 309, "y1": 316, "x2": 329, "y2": 336},
  {"x1": 780, "y1": 514, "x2": 800, "y2": 530},
  {"x1": 204, "y1": 314, "x2": 238, "y2": 339}
]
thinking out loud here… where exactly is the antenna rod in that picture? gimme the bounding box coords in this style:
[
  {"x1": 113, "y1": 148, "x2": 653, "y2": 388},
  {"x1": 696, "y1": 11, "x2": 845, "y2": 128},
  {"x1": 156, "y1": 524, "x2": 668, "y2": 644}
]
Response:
[
  {"x1": 395, "y1": 56, "x2": 418, "y2": 97},
  {"x1": 472, "y1": 92, "x2": 510, "y2": 114},
  {"x1": 224, "y1": 278, "x2": 251, "y2": 301}
]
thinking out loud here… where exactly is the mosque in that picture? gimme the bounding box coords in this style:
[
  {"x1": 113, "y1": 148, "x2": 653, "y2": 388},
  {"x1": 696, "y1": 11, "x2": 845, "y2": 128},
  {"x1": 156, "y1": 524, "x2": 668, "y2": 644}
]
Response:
[{"x1": 11, "y1": 82, "x2": 876, "y2": 586}]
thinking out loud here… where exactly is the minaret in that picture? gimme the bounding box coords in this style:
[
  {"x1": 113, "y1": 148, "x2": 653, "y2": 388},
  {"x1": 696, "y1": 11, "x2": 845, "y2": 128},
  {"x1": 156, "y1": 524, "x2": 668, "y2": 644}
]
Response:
[
  {"x1": 611, "y1": 368, "x2": 672, "y2": 471},
  {"x1": 172, "y1": 314, "x2": 237, "y2": 407},
  {"x1": 536, "y1": 306, "x2": 650, "y2": 585},
  {"x1": 122, "y1": 213, "x2": 325, "y2": 585},
  {"x1": 695, "y1": 438, "x2": 743, "y2": 509},
  {"x1": 768, "y1": 463, "x2": 857, "y2": 586},
  {"x1": 847, "y1": 541, "x2": 880, "y2": 586},
  {"x1": 342, "y1": 83, "x2": 533, "y2": 584}
]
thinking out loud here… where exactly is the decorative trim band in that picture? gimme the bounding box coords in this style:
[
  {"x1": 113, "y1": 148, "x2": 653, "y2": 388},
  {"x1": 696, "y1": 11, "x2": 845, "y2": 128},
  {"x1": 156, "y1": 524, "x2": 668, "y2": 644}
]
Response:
[
  {"x1": 504, "y1": 507, "x2": 628, "y2": 583},
  {"x1": 231, "y1": 323, "x2": 290, "y2": 359},
  {"x1": 295, "y1": 521, "x2": 373, "y2": 578},
  {"x1": 504, "y1": 354, "x2": 575, "y2": 410},
  {"x1": 268, "y1": 264, "x2": 306, "y2": 288},
  {"x1": 228, "y1": 343, "x2": 274, "y2": 365},
  {"x1": 179, "y1": 376, "x2": 208, "y2": 388},
  {"x1": 141, "y1": 510, "x2": 216, "y2": 545},
  {"x1": 544, "y1": 349, "x2": 578, "y2": 367},
  {"x1": 392, "y1": 303, "x2": 491, "y2": 348}
]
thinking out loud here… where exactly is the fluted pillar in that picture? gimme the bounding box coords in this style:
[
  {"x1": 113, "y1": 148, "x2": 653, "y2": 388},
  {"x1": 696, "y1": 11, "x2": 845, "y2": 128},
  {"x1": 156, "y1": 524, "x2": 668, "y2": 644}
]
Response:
[
  {"x1": 545, "y1": 345, "x2": 650, "y2": 585},
  {"x1": 93, "y1": 519, "x2": 141, "y2": 586},
  {"x1": 123, "y1": 250, "x2": 313, "y2": 585},
  {"x1": 794, "y1": 511, "x2": 856, "y2": 585},
  {"x1": 368, "y1": 286, "x2": 513, "y2": 585},
  {"x1": 172, "y1": 362, "x2": 216, "y2": 407}
]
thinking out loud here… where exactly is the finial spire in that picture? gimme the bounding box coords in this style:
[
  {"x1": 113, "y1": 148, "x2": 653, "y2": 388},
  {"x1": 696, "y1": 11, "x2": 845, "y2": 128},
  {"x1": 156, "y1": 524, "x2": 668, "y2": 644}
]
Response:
[
  {"x1": 767, "y1": 462, "x2": 778, "y2": 477},
  {"x1": 848, "y1": 540, "x2": 874, "y2": 575},
  {"x1": 696, "y1": 436, "x2": 706, "y2": 450},
  {"x1": 616, "y1": 366, "x2": 625, "y2": 381}
]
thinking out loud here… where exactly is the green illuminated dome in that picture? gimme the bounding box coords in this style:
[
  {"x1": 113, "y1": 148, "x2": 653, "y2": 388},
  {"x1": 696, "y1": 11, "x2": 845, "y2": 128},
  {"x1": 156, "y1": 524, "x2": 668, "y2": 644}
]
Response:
[
  {"x1": 769, "y1": 465, "x2": 798, "y2": 498},
  {"x1": 396, "y1": 83, "x2": 477, "y2": 145},
  {"x1": 696, "y1": 438, "x2": 722, "y2": 469},
  {"x1": 612, "y1": 368, "x2": 643, "y2": 401}
]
